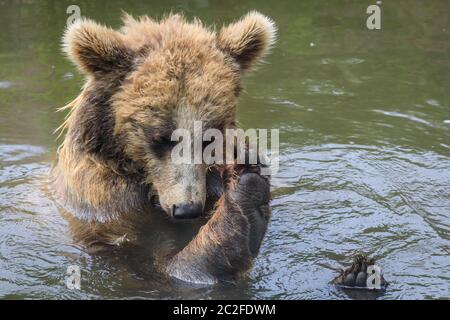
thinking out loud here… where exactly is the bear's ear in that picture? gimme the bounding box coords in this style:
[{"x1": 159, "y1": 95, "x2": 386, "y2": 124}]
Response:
[
  {"x1": 217, "y1": 11, "x2": 276, "y2": 71},
  {"x1": 63, "y1": 19, "x2": 134, "y2": 77}
]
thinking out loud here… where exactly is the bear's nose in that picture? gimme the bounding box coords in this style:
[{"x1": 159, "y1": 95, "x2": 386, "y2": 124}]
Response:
[{"x1": 172, "y1": 203, "x2": 203, "y2": 219}]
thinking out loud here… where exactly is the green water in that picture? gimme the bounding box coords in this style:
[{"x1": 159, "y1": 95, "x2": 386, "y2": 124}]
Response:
[{"x1": 0, "y1": 0, "x2": 449, "y2": 299}]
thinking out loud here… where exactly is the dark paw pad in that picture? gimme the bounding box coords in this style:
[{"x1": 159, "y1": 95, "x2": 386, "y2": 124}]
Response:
[{"x1": 231, "y1": 172, "x2": 271, "y2": 257}]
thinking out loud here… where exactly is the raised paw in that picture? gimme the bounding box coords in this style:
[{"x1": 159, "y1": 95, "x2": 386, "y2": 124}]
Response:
[{"x1": 229, "y1": 170, "x2": 271, "y2": 257}]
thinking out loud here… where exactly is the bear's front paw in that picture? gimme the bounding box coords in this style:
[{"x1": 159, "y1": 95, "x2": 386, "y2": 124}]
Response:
[{"x1": 228, "y1": 167, "x2": 271, "y2": 257}]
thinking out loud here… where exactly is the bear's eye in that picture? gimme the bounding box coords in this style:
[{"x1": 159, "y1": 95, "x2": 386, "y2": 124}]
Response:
[{"x1": 150, "y1": 134, "x2": 177, "y2": 155}]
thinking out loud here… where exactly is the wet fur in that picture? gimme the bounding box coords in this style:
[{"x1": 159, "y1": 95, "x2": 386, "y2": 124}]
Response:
[{"x1": 51, "y1": 12, "x2": 276, "y2": 284}]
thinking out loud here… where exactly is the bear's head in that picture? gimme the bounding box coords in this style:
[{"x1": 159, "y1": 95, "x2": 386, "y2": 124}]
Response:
[{"x1": 63, "y1": 12, "x2": 276, "y2": 219}]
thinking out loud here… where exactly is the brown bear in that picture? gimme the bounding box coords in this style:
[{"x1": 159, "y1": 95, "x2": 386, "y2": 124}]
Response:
[{"x1": 51, "y1": 11, "x2": 276, "y2": 285}]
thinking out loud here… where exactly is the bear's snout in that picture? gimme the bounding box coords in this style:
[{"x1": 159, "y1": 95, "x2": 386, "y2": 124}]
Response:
[{"x1": 172, "y1": 203, "x2": 203, "y2": 219}]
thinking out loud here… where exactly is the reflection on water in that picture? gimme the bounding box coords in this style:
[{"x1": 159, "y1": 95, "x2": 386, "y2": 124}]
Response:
[{"x1": 0, "y1": 0, "x2": 449, "y2": 299}]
